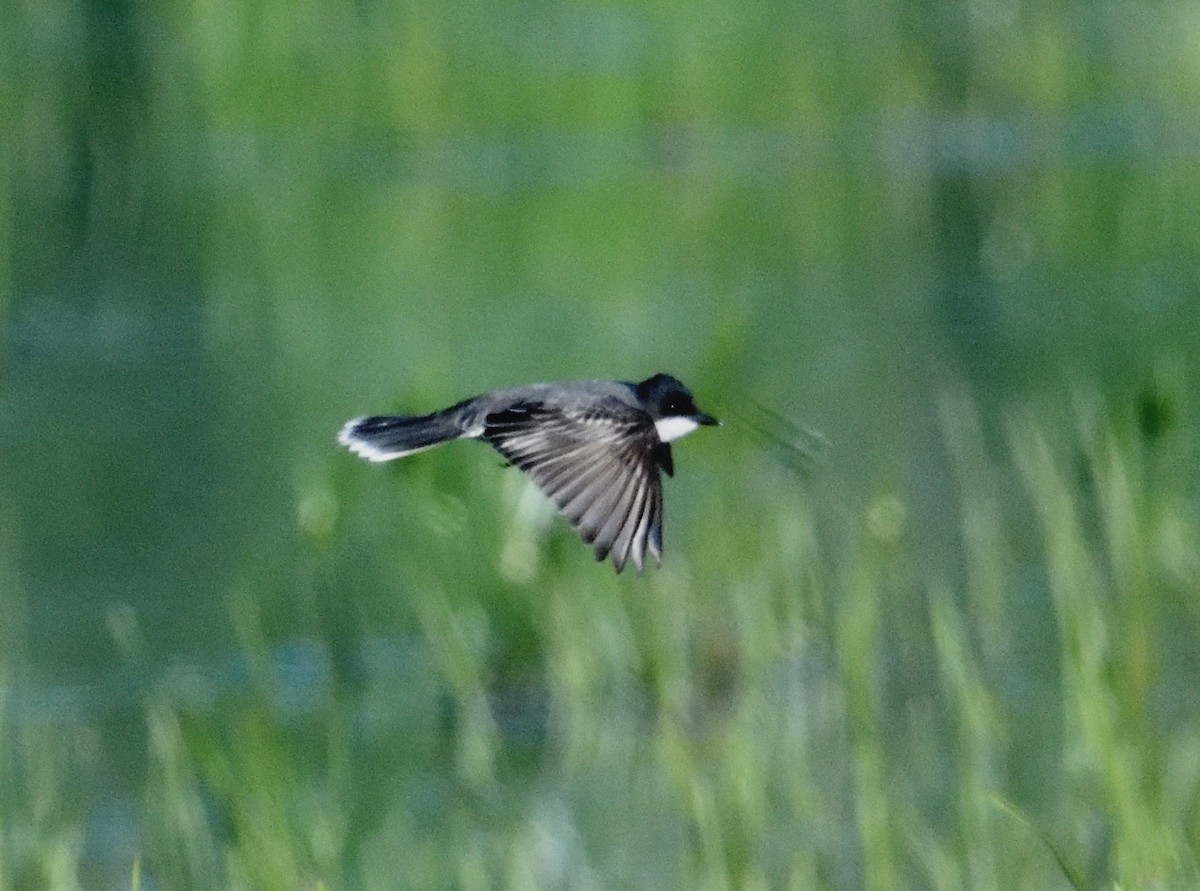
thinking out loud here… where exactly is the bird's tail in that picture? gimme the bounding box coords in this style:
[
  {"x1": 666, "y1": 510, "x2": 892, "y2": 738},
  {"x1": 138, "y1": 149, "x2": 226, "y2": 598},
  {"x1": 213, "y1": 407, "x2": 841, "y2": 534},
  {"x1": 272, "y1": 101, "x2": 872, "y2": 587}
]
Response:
[{"x1": 338, "y1": 411, "x2": 464, "y2": 462}]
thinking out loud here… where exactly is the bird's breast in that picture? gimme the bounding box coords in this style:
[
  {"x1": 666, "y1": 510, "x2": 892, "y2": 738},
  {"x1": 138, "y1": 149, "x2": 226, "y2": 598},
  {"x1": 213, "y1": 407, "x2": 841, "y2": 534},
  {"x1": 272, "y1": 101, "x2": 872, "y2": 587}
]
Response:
[{"x1": 654, "y1": 416, "x2": 700, "y2": 442}]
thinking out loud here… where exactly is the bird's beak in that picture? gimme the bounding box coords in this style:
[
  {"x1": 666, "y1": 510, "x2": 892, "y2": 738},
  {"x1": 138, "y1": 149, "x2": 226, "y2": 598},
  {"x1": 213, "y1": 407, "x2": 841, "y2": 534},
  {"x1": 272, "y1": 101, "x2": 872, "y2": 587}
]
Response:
[{"x1": 696, "y1": 411, "x2": 721, "y2": 427}]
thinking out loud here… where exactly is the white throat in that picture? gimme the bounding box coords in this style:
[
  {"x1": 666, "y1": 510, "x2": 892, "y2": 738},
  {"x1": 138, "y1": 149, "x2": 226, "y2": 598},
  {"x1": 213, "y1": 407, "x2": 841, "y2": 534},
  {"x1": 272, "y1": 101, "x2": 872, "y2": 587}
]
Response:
[{"x1": 654, "y1": 416, "x2": 700, "y2": 443}]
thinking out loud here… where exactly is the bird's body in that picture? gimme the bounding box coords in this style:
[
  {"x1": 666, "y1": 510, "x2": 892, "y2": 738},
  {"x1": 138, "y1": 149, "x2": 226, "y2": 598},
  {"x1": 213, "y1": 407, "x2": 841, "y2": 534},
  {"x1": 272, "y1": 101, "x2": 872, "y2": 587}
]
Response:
[{"x1": 338, "y1": 373, "x2": 718, "y2": 572}]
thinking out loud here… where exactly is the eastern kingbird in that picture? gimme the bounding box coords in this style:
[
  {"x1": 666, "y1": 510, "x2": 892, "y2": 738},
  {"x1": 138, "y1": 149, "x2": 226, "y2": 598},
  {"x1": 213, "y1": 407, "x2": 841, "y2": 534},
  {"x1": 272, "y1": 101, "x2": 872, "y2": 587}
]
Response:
[{"x1": 338, "y1": 373, "x2": 719, "y2": 572}]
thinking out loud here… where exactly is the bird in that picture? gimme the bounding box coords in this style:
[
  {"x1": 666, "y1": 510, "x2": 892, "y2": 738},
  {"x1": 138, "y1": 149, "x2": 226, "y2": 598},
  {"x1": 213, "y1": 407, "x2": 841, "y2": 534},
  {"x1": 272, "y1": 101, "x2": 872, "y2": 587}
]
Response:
[{"x1": 338, "y1": 373, "x2": 719, "y2": 572}]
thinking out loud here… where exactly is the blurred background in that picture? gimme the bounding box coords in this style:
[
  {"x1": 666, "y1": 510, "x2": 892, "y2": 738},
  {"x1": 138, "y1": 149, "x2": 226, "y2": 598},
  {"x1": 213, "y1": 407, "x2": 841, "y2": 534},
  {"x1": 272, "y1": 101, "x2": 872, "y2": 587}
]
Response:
[{"x1": 2, "y1": 0, "x2": 1198, "y2": 887}]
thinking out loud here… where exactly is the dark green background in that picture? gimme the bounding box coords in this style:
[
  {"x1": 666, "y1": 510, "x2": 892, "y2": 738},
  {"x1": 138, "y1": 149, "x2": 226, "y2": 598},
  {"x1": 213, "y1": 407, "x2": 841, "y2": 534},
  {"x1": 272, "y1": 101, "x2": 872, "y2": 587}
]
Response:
[{"x1": 2, "y1": 0, "x2": 1198, "y2": 887}]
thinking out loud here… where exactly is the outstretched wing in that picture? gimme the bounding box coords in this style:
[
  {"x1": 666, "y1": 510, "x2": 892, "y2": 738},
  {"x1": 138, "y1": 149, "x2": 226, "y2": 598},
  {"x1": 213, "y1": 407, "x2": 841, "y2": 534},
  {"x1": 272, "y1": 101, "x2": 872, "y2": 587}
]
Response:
[{"x1": 482, "y1": 402, "x2": 664, "y2": 573}]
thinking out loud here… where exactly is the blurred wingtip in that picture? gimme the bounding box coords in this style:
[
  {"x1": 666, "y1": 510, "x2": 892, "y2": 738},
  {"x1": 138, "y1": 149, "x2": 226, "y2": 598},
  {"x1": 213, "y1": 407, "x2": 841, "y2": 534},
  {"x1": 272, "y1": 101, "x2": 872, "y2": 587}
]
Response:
[{"x1": 727, "y1": 398, "x2": 829, "y2": 478}]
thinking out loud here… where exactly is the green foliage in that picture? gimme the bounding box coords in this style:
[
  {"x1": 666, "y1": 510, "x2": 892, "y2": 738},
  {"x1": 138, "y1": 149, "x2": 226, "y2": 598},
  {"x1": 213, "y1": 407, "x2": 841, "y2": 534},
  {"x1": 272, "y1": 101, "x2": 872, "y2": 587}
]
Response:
[
  {"x1": 4, "y1": 394, "x2": 1198, "y2": 887},
  {"x1": 3, "y1": 0, "x2": 1200, "y2": 887}
]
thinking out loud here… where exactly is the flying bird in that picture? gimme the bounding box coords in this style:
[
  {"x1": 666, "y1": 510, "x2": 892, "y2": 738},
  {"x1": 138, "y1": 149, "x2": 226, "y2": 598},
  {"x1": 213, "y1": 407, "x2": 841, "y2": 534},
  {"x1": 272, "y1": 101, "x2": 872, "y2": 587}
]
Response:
[{"x1": 338, "y1": 373, "x2": 718, "y2": 572}]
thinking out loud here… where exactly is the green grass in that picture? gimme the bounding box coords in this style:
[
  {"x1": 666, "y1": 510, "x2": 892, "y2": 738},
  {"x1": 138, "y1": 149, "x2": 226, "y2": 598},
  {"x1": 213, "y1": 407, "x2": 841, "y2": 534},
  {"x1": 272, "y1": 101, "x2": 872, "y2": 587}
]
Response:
[
  {"x1": 4, "y1": 0, "x2": 1200, "y2": 887},
  {"x1": 3, "y1": 393, "x2": 1198, "y2": 888}
]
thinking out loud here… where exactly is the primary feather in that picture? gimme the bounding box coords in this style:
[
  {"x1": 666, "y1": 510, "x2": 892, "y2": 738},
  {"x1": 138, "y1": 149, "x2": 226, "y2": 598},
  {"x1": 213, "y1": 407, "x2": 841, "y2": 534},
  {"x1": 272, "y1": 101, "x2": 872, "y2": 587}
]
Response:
[{"x1": 482, "y1": 402, "x2": 664, "y2": 573}]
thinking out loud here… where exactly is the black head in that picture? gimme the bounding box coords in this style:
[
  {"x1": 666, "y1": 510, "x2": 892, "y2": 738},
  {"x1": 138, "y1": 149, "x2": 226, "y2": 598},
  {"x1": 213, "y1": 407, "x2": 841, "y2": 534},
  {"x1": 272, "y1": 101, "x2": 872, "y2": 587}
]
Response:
[{"x1": 635, "y1": 374, "x2": 719, "y2": 425}]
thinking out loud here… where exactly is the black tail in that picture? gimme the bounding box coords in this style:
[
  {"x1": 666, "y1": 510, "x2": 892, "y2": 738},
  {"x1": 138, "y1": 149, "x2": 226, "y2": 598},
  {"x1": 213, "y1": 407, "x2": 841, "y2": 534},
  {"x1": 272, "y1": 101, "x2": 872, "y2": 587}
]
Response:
[{"x1": 338, "y1": 412, "x2": 463, "y2": 462}]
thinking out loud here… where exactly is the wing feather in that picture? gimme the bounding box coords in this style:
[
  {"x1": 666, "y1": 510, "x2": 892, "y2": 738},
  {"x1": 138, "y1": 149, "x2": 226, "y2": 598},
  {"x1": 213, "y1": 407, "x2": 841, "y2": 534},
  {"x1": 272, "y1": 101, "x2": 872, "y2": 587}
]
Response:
[
  {"x1": 610, "y1": 461, "x2": 650, "y2": 572},
  {"x1": 483, "y1": 401, "x2": 663, "y2": 571},
  {"x1": 588, "y1": 450, "x2": 647, "y2": 561},
  {"x1": 647, "y1": 480, "x2": 664, "y2": 563},
  {"x1": 549, "y1": 453, "x2": 620, "y2": 519}
]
